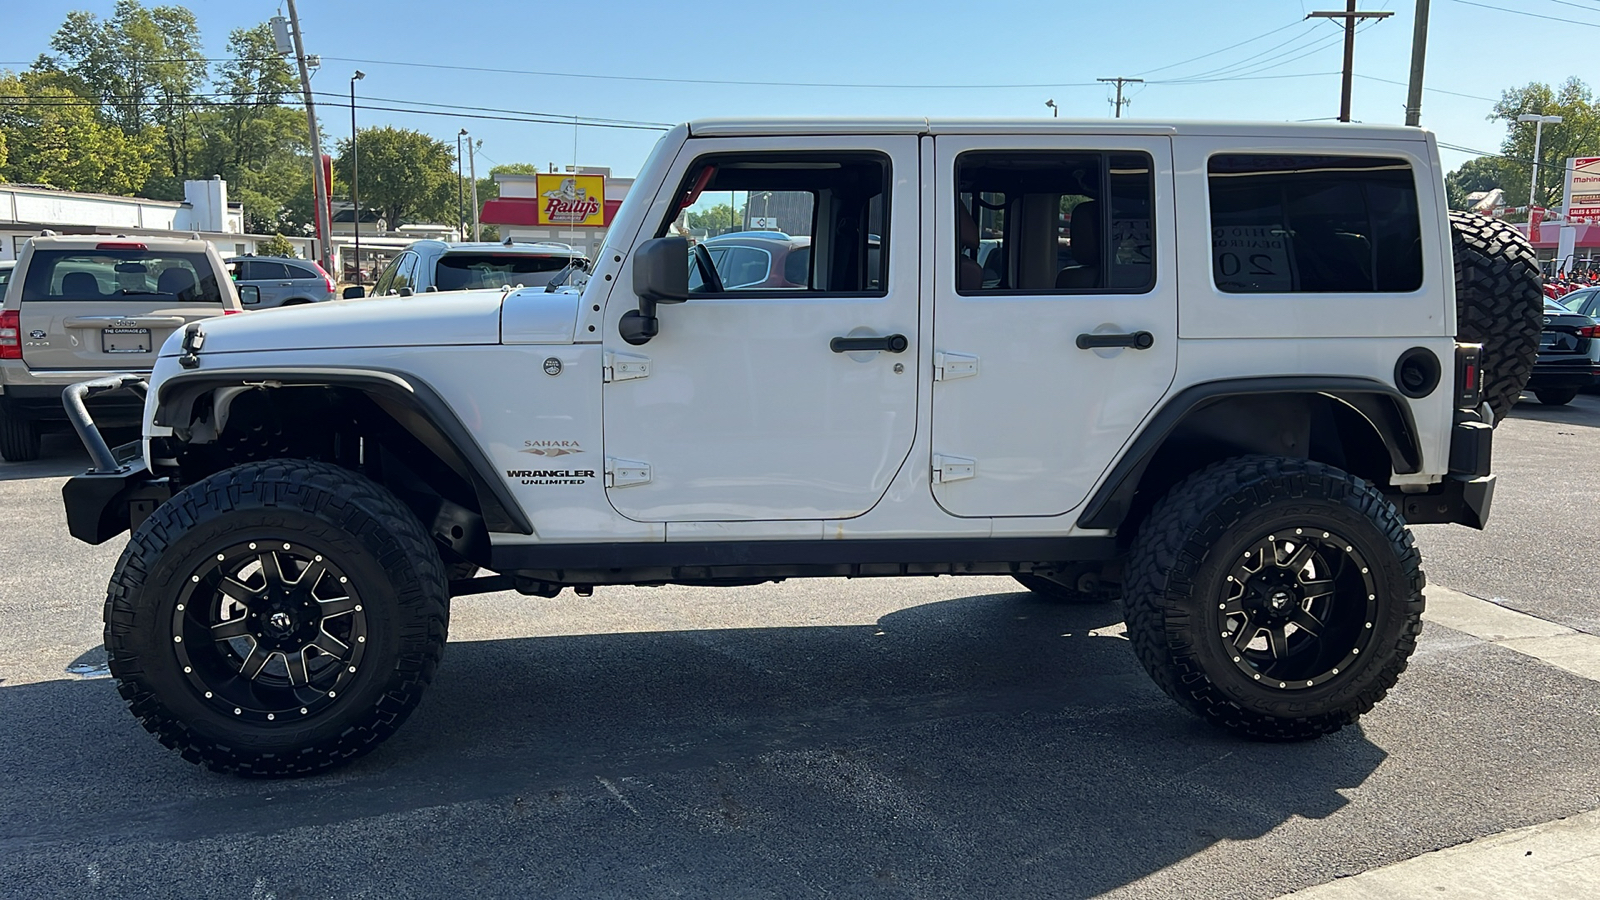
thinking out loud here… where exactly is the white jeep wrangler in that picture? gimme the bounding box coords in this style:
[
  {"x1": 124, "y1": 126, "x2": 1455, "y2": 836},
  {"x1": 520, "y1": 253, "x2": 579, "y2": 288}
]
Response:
[{"x1": 63, "y1": 119, "x2": 1541, "y2": 777}]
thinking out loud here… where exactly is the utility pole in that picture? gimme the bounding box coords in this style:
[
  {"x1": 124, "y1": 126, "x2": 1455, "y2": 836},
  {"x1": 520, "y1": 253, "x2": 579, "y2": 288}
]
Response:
[
  {"x1": 350, "y1": 70, "x2": 364, "y2": 283},
  {"x1": 283, "y1": 0, "x2": 331, "y2": 266},
  {"x1": 1404, "y1": 0, "x2": 1431, "y2": 127},
  {"x1": 468, "y1": 138, "x2": 481, "y2": 242},
  {"x1": 1308, "y1": 2, "x2": 1394, "y2": 123},
  {"x1": 1097, "y1": 77, "x2": 1143, "y2": 118}
]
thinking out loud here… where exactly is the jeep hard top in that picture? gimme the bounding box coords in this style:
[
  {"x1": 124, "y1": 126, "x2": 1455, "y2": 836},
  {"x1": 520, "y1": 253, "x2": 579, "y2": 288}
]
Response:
[{"x1": 58, "y1": 119, "x2": 1541, "y2": 777}]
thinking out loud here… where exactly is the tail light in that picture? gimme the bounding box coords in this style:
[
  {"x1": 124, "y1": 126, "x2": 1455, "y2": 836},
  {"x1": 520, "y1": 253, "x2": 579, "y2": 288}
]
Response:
[
  {"x1": 1579, "y1": 324, "x2": 1600, "y2": 338},
  {"x1": 316, "y1": 262, "x2": 334, "y2": 294},
  {"x1": 222, "y1": 309, "x2": 242, "y2": 315},
  {"x1": 1455, "y1": 342, "x2": 1484, "y2": 409},
  {"x1": 95, "y1": 241, "x2": 147, "y2": 251},
  {"x1": 0, "y1": 309, "x2": 19, "y2": 359}
]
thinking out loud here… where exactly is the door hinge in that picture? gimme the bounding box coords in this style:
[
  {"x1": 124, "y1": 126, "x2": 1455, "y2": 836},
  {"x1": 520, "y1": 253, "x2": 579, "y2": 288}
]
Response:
[
  {"x1": 932, "y1": 454, "x2": 976, "y2": 484},
  {"x1": 603, "y1": 350, "x2": 651, "y2": 384},
  {"x1": 605, "y1": 458, "x2": 652, "y2": 488},
  {"x1": 933, "y1": 351, "x2": 978, "y2": 381}
]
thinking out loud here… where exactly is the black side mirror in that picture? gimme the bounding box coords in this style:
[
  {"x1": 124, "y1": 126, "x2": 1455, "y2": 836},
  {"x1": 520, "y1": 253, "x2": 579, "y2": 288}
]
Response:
[
  {"x1": 342, "y1": 285, "x2": 365, "y2": 299},
  {"x1": 398, "y1": 286, "x2": 414, "y2": 297},
  {"x1": 620, "y1": 236, "x2": 689, "y2": 345},
  {"x1": 237, "y1": 284, "x2": 260, "y2": 306}
]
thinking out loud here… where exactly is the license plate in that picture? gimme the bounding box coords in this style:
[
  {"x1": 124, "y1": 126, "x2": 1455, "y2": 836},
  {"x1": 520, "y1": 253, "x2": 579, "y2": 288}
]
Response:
[{"x1": 101, "y1": 327, "x2": 150, "y2": 354}]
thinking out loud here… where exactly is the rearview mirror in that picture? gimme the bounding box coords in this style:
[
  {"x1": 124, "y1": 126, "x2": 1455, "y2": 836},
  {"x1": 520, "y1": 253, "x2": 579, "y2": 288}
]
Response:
[
  {"x1": 620, "y1": 236, "x2": 689, "y2": 345},
  {"x1": 342, "y1": 285, "x2": 365, "y2": 299},
  {"x1": 238, "y1": 284, "x2": 260, "y2": 306}
]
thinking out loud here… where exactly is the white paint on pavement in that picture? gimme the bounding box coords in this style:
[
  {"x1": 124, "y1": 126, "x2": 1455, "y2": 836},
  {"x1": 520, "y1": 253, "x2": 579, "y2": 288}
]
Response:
[{"x1": 1278, "y1": 808, "x2": 1600, "y2": 899}]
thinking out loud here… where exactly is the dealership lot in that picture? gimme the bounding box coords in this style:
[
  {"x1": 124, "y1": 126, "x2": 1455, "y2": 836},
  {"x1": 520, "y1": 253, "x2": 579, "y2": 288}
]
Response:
[{"x1": 2, "y1": 400, "x2": 1599, "y2": 899}]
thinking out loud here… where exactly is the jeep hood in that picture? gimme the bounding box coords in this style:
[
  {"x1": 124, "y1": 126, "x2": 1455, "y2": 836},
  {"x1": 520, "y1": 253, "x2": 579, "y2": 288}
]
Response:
[{"x1": 160, "y1": 290, "x2": 512, "y2": 356}]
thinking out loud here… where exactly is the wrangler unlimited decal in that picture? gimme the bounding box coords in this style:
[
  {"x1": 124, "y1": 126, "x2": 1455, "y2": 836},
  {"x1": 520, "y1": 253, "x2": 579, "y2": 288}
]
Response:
[{"x1": 506, "y1": 468, "x2": 596, "y2": 485}]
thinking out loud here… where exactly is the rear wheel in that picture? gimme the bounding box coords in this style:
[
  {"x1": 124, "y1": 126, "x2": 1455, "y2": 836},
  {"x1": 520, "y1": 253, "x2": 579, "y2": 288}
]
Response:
[
  {"x1": 1123, "y1": 456, "x2": 1424, "y2": 741},
  {"x1": 104, "y1": 459, "x2": 449, "y2": 777},
  {"x1": 1534, "y1": 388, "x2": 1578, "y2": 406},
  {"x1": 0, "y1": 407, "x2": 41, "y2": 462}
]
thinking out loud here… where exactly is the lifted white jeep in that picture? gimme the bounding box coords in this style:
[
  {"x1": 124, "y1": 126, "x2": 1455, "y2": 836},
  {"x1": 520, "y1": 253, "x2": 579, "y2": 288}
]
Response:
[{"x1": 63, "y1": 119, "x2": 1541, "y2": 777}]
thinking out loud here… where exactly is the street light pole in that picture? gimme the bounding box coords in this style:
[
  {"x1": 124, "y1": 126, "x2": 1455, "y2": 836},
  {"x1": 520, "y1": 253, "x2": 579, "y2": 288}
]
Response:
[
  {"x1": 1518, "y1": 113, "x2": 1563, "y2": 210},
  {"x1": 457, "y1": 129, "x2": 468, "y2": 241},
  {"x1": 349, "y1": 70, "x2": 364, "y2": 284}
]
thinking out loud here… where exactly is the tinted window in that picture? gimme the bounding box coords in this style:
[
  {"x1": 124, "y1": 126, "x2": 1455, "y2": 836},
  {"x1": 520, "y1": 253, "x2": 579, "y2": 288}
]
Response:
[
  {"x1": 433, "y1": 253, "x2": 571, "y2": 291},
  {"x1": 663, "y1": 152, "x2": 888, "y2": 294},
  {"x1": 286, "y1": 264, "x2": 320, "y2": 280},
  {"x1": 1208, "y1": 154, "x2": 1423, "y2": 293},
  {"x1": 21, "y1": 249, "x2": 222, "y2": 304},
  {"x1": 956, "y1": 151, "x2": 1155, "y2": 294},
  {"x1": 0, "y1": 267, "x2": 10, "y2": 290}
]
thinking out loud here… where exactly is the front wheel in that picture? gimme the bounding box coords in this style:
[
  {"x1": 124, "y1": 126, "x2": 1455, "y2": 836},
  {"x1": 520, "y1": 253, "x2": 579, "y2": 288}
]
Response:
[
  {"x1": 1534, "y1": 388, "x2": 1578, "y2": 406},
  {"x1": 104, "y1": 459, "x2": 449, "y2": 777},
  {"x1": 1123, "y1": 456, "x2": 1424, "y2": 741}
]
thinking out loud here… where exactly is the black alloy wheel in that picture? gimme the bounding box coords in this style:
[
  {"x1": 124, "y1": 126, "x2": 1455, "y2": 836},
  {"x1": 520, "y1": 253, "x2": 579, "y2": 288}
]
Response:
[
  {"x1": 1124, "y1": 455, "x2": 1424, "y2": 741},
  {"x1": 173, "y1": 540, "x2": 369, "y2": 723}
]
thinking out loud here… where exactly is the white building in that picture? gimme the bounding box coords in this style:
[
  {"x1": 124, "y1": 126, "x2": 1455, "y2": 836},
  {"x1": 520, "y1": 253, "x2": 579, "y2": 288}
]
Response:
[
  {"x1": 0, "y1": 177, "x2": 314, "y2": 262},
  {"x1": 482, "y1": 167, "x2": 634, "y2": 259}
]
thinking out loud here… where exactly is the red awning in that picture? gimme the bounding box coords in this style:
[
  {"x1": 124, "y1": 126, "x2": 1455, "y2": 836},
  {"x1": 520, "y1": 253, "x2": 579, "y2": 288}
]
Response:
[{"x1": 480, "y1": 197, "x2": 620, "y2": 227}]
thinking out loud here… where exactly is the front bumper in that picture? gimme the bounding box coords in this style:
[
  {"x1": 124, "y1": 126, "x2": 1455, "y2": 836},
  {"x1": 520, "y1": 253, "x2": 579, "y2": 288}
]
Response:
[{"x1": 59, "y1": 375, "x2": 170, "y2": 544}]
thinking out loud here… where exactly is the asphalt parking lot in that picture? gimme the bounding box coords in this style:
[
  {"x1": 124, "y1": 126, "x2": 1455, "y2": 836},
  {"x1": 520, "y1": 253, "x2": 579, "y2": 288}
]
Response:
[{"x1": 3, "y1": 399, "x2": 1599, "y2": 899}]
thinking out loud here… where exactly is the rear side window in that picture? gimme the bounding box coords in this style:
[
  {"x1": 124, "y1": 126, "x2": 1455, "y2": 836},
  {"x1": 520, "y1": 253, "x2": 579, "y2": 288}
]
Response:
[
  {"x1": 286, "y1": 264, "x2": 320, "y2": 280},
  {"x1": 434, "y1": 253, "x2": 571, "y2": 291},
  {"x1": 1208, "y1": 154, "x2": 1423, "y2": 293},
  {"x1": 21, "y1": 249, "x2": 222, "y2": 304}
]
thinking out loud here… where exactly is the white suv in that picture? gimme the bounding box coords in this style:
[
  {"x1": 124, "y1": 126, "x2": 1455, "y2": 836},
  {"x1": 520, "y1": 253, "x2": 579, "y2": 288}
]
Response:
[{"x1": 60, "y1": 119, "x2": 1540, "y2": 776}]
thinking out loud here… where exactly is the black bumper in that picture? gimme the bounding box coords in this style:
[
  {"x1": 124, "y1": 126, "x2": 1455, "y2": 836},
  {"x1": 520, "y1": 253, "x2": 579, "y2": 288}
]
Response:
[
  {"x1": 1527, "y1": 360, "x2": 1600, "y2": 391},
  {"x1": 1390, "y1": 415, "x2": 1495, "y2": 529},
  {"x1": 62, "y1": 459, "x2": 172, "y2": 544}
]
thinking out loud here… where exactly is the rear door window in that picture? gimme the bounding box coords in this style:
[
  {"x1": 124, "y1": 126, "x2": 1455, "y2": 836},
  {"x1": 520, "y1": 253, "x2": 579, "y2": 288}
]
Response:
[
  {"x1": 286, "y1": 263, "x2": 320, "y2": 280},
  {"x1": 21, "y1": 249, "x2": 222, "y2": 304},
  {"x1": 433, "y1": 253, "x2": 572, "y2": 291}
]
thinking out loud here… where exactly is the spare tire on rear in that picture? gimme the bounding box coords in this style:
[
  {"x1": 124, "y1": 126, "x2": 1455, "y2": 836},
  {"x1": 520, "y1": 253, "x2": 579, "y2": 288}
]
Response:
[{"x1": 1448, "y1": 211, "x2": 1543, "y2": 424}]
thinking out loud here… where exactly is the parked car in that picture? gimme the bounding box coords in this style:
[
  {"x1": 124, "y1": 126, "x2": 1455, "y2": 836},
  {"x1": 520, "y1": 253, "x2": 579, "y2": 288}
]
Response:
[
  {"x1": 1, "y1": 235, "x2": 248, "y2": 461},
  {"x1": 1525, "y1": 298, "x2": 1600, "y2": 405},
  {"x1": 1557, "y1": 285, "x2": 1600, "y2": 318},
  {"x1": 351, "y1": 240, "x2": 584, "y2": 298},
  {"x1": 226, "y1": 256, "x2": 335, "y2": 308},
  {"x1": 691, "y1": 231, "x2": 812, "y2": 290}
]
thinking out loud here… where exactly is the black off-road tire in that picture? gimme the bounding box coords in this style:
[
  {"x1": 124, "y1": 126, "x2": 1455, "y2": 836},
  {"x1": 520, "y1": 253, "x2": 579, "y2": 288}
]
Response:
[
  {"x1": 1012, "y1": 574, "x2": 1111, "y2": 604},
  {"x1": 0, "y1": 407, "x2": 41, "y2": 462},
  {"x1": 1123, "y1": 456, "x2": 1424, "y2": 741},
  {"x1": 104, "y1": 459, "x2": 449, "y2": 777},
  {"x1": 1534, "y1": 388, "x2": 1578, "y2": 406},
  {"x1": 1449, "y1": 210, "x2": 1543, "y2": 424}
]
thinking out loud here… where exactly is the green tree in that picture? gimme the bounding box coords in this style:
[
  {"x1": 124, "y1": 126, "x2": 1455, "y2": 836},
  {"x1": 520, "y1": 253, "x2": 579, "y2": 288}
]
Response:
[
  {"x1": 0, "y1": 72, "x2": 152, "y2": 193},
  {"x1": 471, "y1": 162, "x2": 540, "y2": 240},
  {"x1": 258, "y1": 233, "x2": 297, "y2": 258},
  {"x1": 1491, "y1": 78, "x2": 1600, "y2": 213},
  {"x1": 687, "y1": 203, "x2": 745, "y2": 233},
  {"x1": 1445, "y1": 157, "x2": 1505, "y2": 210},
  {"x1": 332, "y1": 127, "x2": 455, "y2": 225},
  {"x1": 48, "y1": 1, "x2": 207, "y2": 197}
]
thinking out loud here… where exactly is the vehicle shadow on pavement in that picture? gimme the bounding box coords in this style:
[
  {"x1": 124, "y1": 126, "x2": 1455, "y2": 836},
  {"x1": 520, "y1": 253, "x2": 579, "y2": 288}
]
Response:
[
  {"x1": 0, "y1": 590, "x2": 1385, "y2": 898},
  {"x1": 1508, "y1": 394, "x2": 1600, "y2": 427},
  {"x1": 0, "y1": 434, "x2": 91, "y2": 482}
]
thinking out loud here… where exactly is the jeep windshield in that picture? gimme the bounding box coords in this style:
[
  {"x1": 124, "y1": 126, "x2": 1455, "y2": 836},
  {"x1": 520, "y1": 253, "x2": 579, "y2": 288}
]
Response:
[{"x1": 434, "y1": 253, "x2": 572, "y2": 291}]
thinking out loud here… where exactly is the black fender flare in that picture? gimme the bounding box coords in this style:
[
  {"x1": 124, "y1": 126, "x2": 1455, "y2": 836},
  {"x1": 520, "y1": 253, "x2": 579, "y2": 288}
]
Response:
[
  {"x1": 1078, "y1": 376, "x2": 1422, "y2": 531},
  {"x1": 153, "y1": 366, "x2": 533, "y2": 535}
]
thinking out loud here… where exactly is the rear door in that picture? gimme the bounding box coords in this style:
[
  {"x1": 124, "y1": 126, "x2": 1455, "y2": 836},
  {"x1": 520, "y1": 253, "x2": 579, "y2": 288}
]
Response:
[
  {"x1": 930, "y1": 134, "x2": 1178, "y2": 517},
  {"x1": 18, "y1": 243, "x2": 229, "y2": 371}
]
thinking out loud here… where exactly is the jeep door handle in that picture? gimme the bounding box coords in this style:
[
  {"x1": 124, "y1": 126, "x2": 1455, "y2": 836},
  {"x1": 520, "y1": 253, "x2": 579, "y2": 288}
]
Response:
[
  {"x1": 831, "y1": 334, "x2": 909, "y2": 354},
  {"x1": 1076, "y1": 331, "x2": 1154, "y2": 351}
]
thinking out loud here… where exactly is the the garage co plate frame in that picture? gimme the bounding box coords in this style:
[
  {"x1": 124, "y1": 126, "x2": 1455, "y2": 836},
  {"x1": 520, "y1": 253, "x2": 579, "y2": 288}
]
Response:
[{"x1": 101, "y1": 327, "x2": 150, "y2": 354}]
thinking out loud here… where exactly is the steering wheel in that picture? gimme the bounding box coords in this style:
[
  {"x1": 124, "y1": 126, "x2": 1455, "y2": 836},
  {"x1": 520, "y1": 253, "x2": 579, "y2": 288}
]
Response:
[{"x1": 691, "y1": 243, "x2": 724, "y2": 293}]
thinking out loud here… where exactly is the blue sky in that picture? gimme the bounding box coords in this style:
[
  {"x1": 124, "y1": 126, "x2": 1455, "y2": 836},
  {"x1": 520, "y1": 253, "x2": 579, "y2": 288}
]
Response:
[{"x1": 0, "y1": 1, "x2": 1591, "y2": 176}]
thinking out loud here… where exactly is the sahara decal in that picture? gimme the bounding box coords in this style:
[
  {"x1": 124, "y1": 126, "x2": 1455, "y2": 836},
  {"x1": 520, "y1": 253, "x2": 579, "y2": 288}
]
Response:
[{"x1": 521, "y1": 439, "x2": 583, "y2": 457}]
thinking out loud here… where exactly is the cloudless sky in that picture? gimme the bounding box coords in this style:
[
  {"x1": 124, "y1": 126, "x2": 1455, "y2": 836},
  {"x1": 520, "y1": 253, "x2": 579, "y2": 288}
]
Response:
[{"x1": 0, "y1": 1, "x2": 1590, "y2": 178}]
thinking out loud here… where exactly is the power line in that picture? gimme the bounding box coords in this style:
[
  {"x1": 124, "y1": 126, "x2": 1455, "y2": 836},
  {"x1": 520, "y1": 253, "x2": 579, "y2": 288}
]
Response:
[
  {"x1": 1164, "y1": 23, "x2": 1329, "y2": 82},
  {"x1": 1354, "y1": 73, "x2": 1499, "y2": 103},
  {"x1": 307, "y1": 91, "x2": 670, "y2": 128},
  {"x1": 1449, "y1": 0, "x2": 1600, "y2": 28},
  {"x1": 1136, "y1": 20, "x2": 1308, "y2": 76}
]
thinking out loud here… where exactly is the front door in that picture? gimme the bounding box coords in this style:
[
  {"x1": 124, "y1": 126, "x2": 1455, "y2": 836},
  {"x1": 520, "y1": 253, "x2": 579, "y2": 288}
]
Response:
[
  {"x1": 931, "y1": 134, "x2": 1178, "y2": 517},
  {"x1": 602, "y1": 136, "x2": 920, "y2": 522}
]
